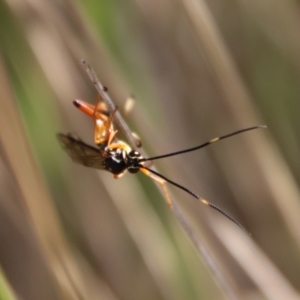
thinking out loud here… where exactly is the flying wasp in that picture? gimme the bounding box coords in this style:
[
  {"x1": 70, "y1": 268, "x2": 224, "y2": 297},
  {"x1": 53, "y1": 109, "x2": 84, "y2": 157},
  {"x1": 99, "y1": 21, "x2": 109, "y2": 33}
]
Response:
[{"x1": 57, "y1": 95, "x2": 266, "y2": 233}]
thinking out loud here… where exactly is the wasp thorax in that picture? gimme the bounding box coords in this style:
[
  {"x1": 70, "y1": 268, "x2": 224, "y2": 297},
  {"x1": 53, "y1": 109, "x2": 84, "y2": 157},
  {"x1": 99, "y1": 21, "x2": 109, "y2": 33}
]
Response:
[{"x1": 103, "y1": 148, "x2": 127, "y2": 175}]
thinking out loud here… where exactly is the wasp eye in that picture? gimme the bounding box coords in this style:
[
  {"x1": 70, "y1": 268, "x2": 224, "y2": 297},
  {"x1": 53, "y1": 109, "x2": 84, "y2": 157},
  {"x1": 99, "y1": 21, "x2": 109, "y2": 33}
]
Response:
[{"x1": 129, "y1": 150, "x2": 141, "y2": 159}]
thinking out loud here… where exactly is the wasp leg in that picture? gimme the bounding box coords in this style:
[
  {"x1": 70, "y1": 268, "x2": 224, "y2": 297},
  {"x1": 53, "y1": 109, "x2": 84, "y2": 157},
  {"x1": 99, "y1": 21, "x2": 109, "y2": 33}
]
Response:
[
  {"x1": 107, "y1": 130, "x2": 118, "y2": 145},
  {"x1": 140, "y1": 168, "x2": 173, "y2": 208}
]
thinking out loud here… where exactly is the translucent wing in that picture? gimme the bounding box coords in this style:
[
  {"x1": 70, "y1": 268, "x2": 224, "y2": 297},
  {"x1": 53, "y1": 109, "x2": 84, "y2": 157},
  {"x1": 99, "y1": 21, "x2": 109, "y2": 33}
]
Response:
[{"x1": 57, "y1": 133, "x2": 107, "y2": 170}]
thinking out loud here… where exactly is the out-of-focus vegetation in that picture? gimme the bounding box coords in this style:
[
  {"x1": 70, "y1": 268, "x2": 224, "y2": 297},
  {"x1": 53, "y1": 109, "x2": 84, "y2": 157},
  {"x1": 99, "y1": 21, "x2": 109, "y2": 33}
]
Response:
[{"x1": 1, "y1": 0, "x2": 300, "y2": 299}]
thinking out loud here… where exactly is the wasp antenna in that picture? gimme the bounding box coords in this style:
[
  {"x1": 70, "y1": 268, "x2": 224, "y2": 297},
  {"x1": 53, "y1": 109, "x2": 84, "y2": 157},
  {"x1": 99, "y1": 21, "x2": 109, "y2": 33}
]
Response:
[
  {"x1": 200, "y1": 199, "x2": 251, "y2": 235},
  {"x1": 140, "y1": 166, "x2": 250, "y2": 234},
  {"x1": 140, "y1": 125, "x2": 267, "y2": 162}
]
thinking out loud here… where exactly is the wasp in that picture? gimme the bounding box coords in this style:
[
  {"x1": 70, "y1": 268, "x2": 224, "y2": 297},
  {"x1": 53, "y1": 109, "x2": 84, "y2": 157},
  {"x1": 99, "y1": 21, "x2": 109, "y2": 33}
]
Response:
[{"x1": 57, "y1": 95, "x2": 266, "y2": 233}]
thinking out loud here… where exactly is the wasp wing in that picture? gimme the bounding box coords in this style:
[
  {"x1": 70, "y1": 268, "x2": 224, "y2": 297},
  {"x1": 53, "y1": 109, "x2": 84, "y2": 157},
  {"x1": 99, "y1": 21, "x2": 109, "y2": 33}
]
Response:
[{"x1": 57, "y1": 133, "x2": 107, "y2": 170}]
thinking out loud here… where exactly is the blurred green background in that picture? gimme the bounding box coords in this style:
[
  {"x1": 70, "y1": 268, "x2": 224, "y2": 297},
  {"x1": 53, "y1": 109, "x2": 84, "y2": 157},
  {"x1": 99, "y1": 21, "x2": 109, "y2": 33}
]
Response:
[{"x1": 1, "y1": 0, "x2": 300, "y2": 299}]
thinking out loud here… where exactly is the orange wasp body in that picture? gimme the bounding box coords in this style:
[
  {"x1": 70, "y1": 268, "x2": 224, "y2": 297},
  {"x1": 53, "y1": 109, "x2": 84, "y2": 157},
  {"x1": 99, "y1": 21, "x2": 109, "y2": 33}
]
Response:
[
  {"x1": 68, "y1": 96, "x2": 134, "y2": 179},
  {"x1": 58, "y1": 95, "x2": 266, "y2": 233},
  {"x1": 73, "y1": 97, "x2": 118, "y2": 147}
]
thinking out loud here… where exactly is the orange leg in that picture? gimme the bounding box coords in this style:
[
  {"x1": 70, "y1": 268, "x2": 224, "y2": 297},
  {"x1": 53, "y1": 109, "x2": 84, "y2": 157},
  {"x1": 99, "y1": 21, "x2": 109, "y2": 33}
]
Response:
[{"x1": 140, "y1": 168, "x2": 173, "y2": 208}]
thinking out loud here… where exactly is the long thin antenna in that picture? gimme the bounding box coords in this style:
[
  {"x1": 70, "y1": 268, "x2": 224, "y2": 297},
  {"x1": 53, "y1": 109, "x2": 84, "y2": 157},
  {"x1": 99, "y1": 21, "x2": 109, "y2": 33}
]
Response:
[
  {"x1": 140, "y1": 165, "x2": 250, "y2": 234},
  {"x1": 140, "y1": 125, "x2": 266, "y2": 162}
]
